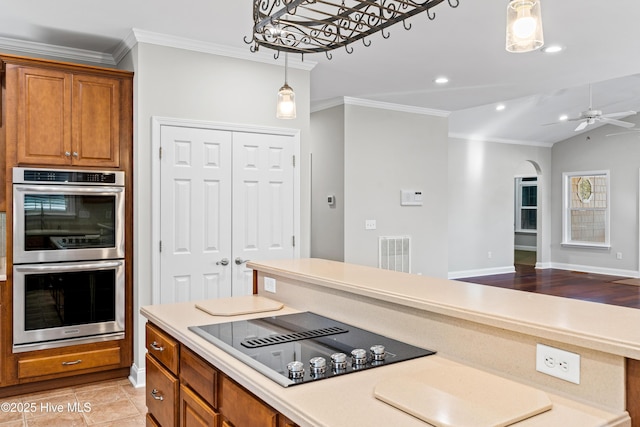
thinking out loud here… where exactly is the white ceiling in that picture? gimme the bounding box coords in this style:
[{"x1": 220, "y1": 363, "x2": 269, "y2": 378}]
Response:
[{"x1": 1, "y1": 0, "x2": 639, "y2": 145}]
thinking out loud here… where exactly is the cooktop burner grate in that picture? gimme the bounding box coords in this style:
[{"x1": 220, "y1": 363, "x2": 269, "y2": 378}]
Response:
[{"x1": 241, "y1": 326, "x2": 348, "y2": 348}]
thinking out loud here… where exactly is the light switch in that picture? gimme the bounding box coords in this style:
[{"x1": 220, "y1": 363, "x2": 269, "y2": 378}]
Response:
[{"x1": 365, "y1": 220, "x2": 376, "y2": 230}]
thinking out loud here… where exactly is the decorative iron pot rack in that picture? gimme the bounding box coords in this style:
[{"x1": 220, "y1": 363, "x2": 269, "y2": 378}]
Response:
[{"x1": 246, "y1": 0, "x2": 460, "y2": 58}]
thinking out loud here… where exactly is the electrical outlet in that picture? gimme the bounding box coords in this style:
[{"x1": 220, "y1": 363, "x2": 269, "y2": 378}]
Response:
[
  {"x1": 264, "y1": 277, "x2": 277, "y2": 293},
  {"x1": 616, "y1": 252, "x2": 623, "y2": 260},
  {"x1": 365, "y1": 219, "x2": 377, "y2": 230},
  {"x1": 536, "y1": 343, "x2": 580, "y2": 384}
]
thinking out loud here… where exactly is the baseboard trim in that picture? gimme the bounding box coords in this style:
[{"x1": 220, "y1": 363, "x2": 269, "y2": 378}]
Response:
[
  {"x1": 448, "y1": 266, "x2": 516, "y2": 280},
  {"x1": 548, "y1": 263, "x2": 640, "y2": 279},
  {"x1": 514, "y1": 245, "x2": 536, "y2": 251},
  {"x1": 128, "y1": 363, "x2": 145, "y2": 388}
]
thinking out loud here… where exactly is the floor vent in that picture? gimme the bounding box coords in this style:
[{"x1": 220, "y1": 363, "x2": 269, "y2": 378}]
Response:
[{"x1": 378, "y1": 236, "x2": 411, "y2": 273}]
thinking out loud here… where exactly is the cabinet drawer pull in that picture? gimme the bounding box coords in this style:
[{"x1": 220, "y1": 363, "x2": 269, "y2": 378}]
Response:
[
  {"x1": 150, "y1": 341, "x2": 164, "y2": 352},
  {"x1": 150, "y1": 389, "x2": 164, "y2": 401},
  {"x1": 61, "y1": 359, "x2": 82, "y2": 366}
]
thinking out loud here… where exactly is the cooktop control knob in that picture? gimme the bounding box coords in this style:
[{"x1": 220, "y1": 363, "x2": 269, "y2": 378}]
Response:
[
  {"x1": 330, "y1": 352, "x2": 347, "y2": 371},
  {"x1": 351, "y1": 348, "x2": 368, "y2": 366},
  {"x1": 370, "y1": 344, "x2": 386, "y2": 361},
  {"x1": 309, "y1": 357, "x2": 327, "y2": 375},
  {"x1": 287, "y1": 361, "x2": 304, "y2": 379}
]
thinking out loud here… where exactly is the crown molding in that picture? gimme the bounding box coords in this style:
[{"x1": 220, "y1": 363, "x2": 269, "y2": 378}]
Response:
[
  {"x1": 312, "y1": 96, "x2": 451, "y2": 117},
  {"x1": 0, "y1": 29, "x2": 317, "y2": 72},
  {"x1": 448, "y1": 132, "x2": 554, "y2": 147},
  {"x1": 115, "y1": 28, "x2": 316, "y2": 71},
  {"x1": 0, "y1": 36, "x2": 116, "y2": 65}
]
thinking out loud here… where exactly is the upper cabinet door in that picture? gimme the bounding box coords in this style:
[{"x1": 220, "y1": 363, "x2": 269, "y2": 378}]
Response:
[
  {"x1": 12, "y1": 65, "x2": 122, "y2": 168},
  {"x1": 72, "y1": 74, "x2": 121, "y2": 167},
  {"x1": 16, "y1": 66, "x2": 72, "y2": 166}
]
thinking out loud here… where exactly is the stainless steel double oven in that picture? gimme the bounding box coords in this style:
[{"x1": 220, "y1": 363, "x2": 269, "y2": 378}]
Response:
[{"x1": 12, "y1": 167, "x2": 126, "y2": 352}]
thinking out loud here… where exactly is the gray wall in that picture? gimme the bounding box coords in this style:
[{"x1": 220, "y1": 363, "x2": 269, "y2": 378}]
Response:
[
  {"x1": 126, "y1": 42, "x2": 312, "y2": 381},
  {"x1": 447, "y1": 138, "x2": 552, "y2": 277},
  {"x1": 310, "y1": 105, "x2": 345, "y2": 261},
  {"x1": 310, "y1": 102, "x2": 449, "y2": 278},
  {"x1": 550, "y1": 117, "x2": 640, "y2": 275},
  {"x1": 344, "y1": 105, "x2": 449, "y2": 277}
]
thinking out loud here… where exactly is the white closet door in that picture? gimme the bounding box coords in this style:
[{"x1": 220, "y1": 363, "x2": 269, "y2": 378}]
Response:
[
  {"x1": 159, "y1": 125, "x2": 233, "y2": 303},
  {"x1": 232, "y1": 132, "x2": 296, "y2": 296}
]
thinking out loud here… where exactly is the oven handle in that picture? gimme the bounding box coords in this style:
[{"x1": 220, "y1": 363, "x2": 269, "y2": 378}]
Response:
[{"x1": 14, "y1": 260, "x2": 124, "y2": 273}]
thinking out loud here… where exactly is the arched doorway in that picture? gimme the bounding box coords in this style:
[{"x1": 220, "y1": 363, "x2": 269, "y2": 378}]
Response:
[{"x1": 514, "y1": 161, "x2": 541, "y2": 272}]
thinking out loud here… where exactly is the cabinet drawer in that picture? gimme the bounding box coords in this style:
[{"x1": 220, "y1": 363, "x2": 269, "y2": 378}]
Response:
[
  {"x1": 220, "y1": 375, "x2": 277, "y2": 427},
  {"x1": 146, "y1": 353, "x2": 178, "y2": 427},
  {"x1": 18, "y1": 347, "x2": 120, "y2": 379},
  {"x1": 180, "y1": 384, "x2": 218, "y2": 427},
  {"x1": 146, "y1": 413, "x2": 161, "y2": 427},
  {"x1": 180, "y1": 346, "x2": 218, "y2": 408},
  {"x1": 146, "y1": 323, "x2": 179, "y2": 375}
]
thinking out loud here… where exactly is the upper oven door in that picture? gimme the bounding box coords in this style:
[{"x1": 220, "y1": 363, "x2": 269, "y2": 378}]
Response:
[{"x1": 13, "y1": 184, "x2": 125, "y2": 264}]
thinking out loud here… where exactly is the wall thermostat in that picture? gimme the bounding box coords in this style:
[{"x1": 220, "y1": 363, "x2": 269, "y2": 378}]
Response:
[{"x1": 401, "y1": 190, "x2": 423, "y2": 206}]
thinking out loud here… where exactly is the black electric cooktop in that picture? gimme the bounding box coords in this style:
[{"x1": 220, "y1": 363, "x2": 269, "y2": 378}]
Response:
[{"x1": 189, "y1": 312, "x2": 436, "y2": 387}]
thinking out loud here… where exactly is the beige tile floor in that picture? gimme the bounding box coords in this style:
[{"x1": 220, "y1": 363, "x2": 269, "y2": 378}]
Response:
[{"x1": 0, "y1": 378, "x2": 146, "y2": 426}]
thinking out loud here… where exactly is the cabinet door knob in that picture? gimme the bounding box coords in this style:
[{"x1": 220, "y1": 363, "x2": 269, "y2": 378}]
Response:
[
  {"x1": 72, "y1": 151, "x2": 79, "y2": 158},
  {"x1": 150, "y1": 389, "x2": 164, "y2": 401},
  {"x1": 65, "y1": 151, "x2": 71, "y2": 157}
]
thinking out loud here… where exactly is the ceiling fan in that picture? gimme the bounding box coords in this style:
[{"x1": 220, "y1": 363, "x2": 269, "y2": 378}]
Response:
[{"x1": 566, "y1": 84, "x2": 637, "y2": 131}]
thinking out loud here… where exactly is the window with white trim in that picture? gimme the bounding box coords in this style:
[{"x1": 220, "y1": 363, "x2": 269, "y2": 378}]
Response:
[
  {"x1": 515, "y1": 177, "x2": 537, "y2": 232},
  {"x1": 562, "y1": 170, "x2": 610, "y2": 247}
]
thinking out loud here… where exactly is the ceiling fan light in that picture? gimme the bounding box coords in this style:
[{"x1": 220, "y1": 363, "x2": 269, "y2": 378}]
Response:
[{"x1": 506, "y1": 0, "x2": 544, "y2": 53}]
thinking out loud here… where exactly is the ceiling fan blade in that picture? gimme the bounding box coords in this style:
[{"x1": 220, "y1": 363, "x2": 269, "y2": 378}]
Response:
[
  {"x1": 601, "y1": 111, "x2": 637, "y2": 119},
  {"x1": 599, "y1": 117, "x2": 636, "y2": 128},
  {"x1": 574, "y1": 121, "x2": 589, "y2": 131}
]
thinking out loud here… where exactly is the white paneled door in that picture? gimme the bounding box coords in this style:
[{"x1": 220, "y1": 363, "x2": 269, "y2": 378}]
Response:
[{"x1": 159, "y1": 124, "x2": 296, "y2": 303}]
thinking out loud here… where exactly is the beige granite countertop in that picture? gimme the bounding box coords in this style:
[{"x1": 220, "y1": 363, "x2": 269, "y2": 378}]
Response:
[
  {"x1": 247, "y1": 258, "x2": 640, "y2": 360},
  {"x1": 141, "y1": 297, "x2": 630, "y2": 427}
]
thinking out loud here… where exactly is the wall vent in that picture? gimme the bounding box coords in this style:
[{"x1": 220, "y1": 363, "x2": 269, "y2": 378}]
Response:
[{"x1": 378, "y1": 236, "x2": 411, "y2": 273}]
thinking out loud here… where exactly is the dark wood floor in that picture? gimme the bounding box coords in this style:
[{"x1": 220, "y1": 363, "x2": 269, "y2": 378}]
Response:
[{"x1": 458, "y1": 264, "x2": 640, "y2": 309}]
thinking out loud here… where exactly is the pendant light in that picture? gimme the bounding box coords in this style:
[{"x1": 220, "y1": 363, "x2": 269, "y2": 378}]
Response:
[
  {"x1": 506, "y1": 0, "x2": 544, "y2": 53},
  {"x1": 276, "y1": 52, "x2": 296, "y2": 119}
]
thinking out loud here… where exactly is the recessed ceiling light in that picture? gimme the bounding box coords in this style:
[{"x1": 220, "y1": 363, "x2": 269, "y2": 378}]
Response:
[
  {"x1": 542, "y1": 45, "x2": 564, "y2": 54},
  {"x1": 496, "y1": 104, "x2": 506, "y2": 111},
  {"x1": 434, "y1": 77, "x2": 449, "y2": 84},
  {"x1": 559, "y1": 114, "x2": 569, "y2": 121}
]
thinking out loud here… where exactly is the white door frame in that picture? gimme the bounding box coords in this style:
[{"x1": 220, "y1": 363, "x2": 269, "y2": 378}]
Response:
[{"x1": 150, "y1": 116, "x2": 301, "y2": 304}]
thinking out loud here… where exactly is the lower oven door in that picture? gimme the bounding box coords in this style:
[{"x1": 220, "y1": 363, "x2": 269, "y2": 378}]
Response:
[{"x1": 13, "y1": 260, "x2": 125, "y2": 352}]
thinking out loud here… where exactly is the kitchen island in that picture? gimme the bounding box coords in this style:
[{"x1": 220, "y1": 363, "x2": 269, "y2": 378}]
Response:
[{"x1": 141, "y1": 258, "x2": 636, "y2": 426}]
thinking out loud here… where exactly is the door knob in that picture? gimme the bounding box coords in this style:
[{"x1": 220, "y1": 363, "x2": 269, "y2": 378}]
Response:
[
  {"x1": 235, "y1": 257, "x2": 250, "y2": 265},
  {"x1": 216, "y1": 258, "x2": 230, "y2": 266}
]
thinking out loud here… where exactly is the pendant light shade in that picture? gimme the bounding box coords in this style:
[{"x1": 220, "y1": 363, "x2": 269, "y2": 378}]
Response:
[
  {"x1": 506, "y1": 0, "x2": 544, "y2": 53},
  {"x1": 276, "y1": 53, "x2": 296, "y2": 119}
]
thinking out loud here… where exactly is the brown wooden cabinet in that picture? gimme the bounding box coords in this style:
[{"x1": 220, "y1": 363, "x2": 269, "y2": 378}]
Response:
[
  {"x1": 2, "y1": 55, "x2": 129, "y2": 168},
  {"x1": 146, "y1": 322, "x2": 298, "y2": 427},
  {"x1": 17, "y1": 347, "x2": 121, "y2": 379},
  {"x1": 219, "y1": 374, "x2": 278, "y2": 427},
  {"x1": 0, "y1": 54, "x2": 134, "y2": 394},
  {"x1": 180, "y1": 384, "x2": 217, "y2": 427},
  {"x1": 146, "y1": 323, "x2": 180, "y2": 427}
]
